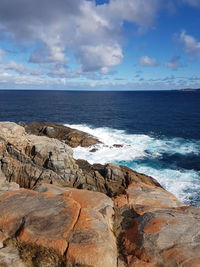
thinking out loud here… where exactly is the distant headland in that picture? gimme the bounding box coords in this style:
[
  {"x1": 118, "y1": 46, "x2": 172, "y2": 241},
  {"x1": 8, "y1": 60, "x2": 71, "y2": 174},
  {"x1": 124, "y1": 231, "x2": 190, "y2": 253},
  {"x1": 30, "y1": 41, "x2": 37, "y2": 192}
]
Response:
[{"x1": 175, "y1": 88, "x2": 200, "y2": 92}]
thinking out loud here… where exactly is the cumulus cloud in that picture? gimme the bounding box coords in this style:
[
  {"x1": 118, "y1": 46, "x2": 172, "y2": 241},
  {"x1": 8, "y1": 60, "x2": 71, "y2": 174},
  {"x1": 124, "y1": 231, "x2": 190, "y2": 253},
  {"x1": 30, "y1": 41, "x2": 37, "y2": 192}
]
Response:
[
  {"x1": 30, "y1": 46, "x2": 68, "y2": 64},
  {"x1": 0, "y1": 0, "x2": 161, "y2": 73},
  {"x1": 78, "y1": 44, "x2": 123, "y2": 72},
  {"x1": 180, "y1": 30, "x2": 200, "y2": 56},
  {"x1": 139, "y1": 56, "x2": 158, "y2": 67},
  {"x1": 102, "y1": 0, "x2": 161, "y2": 27},
  {"x1": 165, "y1": 56, "x2": 182, "y2": 69}
]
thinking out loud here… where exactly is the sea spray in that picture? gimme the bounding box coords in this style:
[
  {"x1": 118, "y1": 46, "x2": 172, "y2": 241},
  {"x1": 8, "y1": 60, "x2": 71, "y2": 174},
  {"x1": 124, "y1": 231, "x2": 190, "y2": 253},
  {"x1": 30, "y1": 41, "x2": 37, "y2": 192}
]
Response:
[{"x1": 65, "y1": 124, "x2": 200, "y2": 206}]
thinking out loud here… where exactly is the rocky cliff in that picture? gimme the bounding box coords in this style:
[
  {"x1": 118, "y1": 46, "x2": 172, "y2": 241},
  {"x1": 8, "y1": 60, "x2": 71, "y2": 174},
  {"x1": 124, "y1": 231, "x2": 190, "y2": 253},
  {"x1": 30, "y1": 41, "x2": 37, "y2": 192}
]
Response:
[{"x1": 0, "y1": 122, "x2": 200, "y2": 267}]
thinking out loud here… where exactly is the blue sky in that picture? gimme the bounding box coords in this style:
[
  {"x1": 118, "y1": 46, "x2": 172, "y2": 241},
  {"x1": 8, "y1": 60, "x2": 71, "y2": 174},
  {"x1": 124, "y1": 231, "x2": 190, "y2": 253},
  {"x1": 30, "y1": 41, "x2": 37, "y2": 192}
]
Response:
[{"x1": 0, "y1": 0, "x2": 200, "y2": 90}]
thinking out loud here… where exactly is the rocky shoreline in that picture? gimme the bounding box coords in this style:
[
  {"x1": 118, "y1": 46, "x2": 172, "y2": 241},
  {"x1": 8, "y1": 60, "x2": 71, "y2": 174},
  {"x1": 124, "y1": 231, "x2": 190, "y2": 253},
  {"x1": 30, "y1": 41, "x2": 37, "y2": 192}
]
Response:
[{"x1": 0, "y1": 122, "x2": 200, "y2": 267}]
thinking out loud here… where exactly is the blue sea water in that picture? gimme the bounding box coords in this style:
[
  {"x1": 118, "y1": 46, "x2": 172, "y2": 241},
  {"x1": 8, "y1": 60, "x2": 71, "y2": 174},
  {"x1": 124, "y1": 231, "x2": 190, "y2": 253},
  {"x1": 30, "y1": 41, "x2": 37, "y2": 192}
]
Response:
[{"x1": 0, "y1": 90, "x2": 200, "y2": 205}]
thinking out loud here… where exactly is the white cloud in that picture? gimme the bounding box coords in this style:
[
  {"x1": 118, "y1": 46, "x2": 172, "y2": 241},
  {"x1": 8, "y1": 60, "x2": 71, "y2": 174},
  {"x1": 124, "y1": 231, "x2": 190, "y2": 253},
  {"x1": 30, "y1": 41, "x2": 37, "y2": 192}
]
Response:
[
  {"x1": 180, "y1": 30, "x2": 200, "y2": 56},
  {"x1": 183, "y1": 0, "x2": 200, "y2": 7},
  {"x1": 139, "y1": 56, "x2": 157, "y2": 66},
  {"x1": 0, "y1": 72, "x2": 46, "y2": 86},
  {"x1": 105, "y1": 0, "x2": 160, "y2": 27},
  {"x1": 6, "y1": 61, "x2": 27, "y2": 74},
  {"x1": 78, "y1": 44, "x2": 123, "y2": 72},
  {"x1": 165, "y1": 56, "x2": 182, "y2": 69},
  {"x1": 0, "y1": 0, "x2": 161, "y2": 73}
]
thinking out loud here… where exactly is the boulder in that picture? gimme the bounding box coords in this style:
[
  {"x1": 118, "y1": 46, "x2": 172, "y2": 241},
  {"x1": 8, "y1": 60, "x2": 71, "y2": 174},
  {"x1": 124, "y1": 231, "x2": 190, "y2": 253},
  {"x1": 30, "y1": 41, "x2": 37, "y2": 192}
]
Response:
[
  {"x1": 113, "y1": 180, "x2": 200, "y2": 267},
  {"x1": 113, "y1": 144, "x2": 123, "y2": 148},
  {"x1": 0, "y1": 122, "x2": 84, "y2": 189},
  {"x1": 0, "y1": 186, "x2": 117, "y2": 267},
  {"x1": 115, "y1": 182, "x2": 182, "y2": 211},
  {"x1": 22, "y1": 121, "x2": 101, "y2": 148},
  {"x1": 123, "y1": 206, "x2": 200, "y2": 267},
  {"x1": 89, "y1": 148, "x2": 98, "y2": 152}
]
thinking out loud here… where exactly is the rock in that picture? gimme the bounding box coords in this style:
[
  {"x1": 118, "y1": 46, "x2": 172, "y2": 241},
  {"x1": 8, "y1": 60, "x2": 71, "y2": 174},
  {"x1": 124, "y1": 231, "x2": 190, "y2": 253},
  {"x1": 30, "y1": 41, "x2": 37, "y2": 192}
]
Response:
[
  {"x1": 0, "y1": 122, "x2": 160, "y2": 198},
  {"x1": 0, "y1": 122, "x2": 163, "y2": 197},
  {"x1": 123, "y1": 206, "x2": 200, "y2": 267},
  {"x1": 23, "y1": 121, "x2": 101, "y2": 148},
  {"x1": 1, "y1": 180, "x2": 200, "y2": 267},
  {"x1": 0, "y1": 247, "x2": 26, "y2": 267},
  {"x1": 113, "y1": 144, "x2": 123, "y2": 148},
  {"x1": 113, "y1": 180, "x2": 200, "y2": 267},
  {"x1": 0, "y1": 186, "x2": 117, "y2": 267},
  {"x1": 1, "y1": 122, "x2": 200, "y2": 266},
  {"x1": 0, "y1": 176, "x2": 20, "y2": 194},
  {"x1": 89, "y1": 148, "x2": 98, "y2": 152},
  {"x1": 0, "y1": 122, "x2": 84, "y2": 189},
  {"x1": 76, "y1": 160, "x2": 162, "y2": 197},
  {"x1": 115, "y1": 182, "x2": 182, "y2": 211}
]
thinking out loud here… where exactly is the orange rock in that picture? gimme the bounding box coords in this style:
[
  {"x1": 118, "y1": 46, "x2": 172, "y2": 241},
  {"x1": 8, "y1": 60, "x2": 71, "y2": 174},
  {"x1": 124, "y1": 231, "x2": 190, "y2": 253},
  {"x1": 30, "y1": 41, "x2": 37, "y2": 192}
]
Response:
[
  {"x1": 122, "y1": 206, "x2": 200, "y2": 266},
  {"x1": 0, "y1": 186, "x2": 117, "y2": 267},
  {"x1": 143, "y1": 218, "x2": 167, "y2": 234},
  {"x1": 126, "y1": 183, "x2": 182, "y2": 209}
]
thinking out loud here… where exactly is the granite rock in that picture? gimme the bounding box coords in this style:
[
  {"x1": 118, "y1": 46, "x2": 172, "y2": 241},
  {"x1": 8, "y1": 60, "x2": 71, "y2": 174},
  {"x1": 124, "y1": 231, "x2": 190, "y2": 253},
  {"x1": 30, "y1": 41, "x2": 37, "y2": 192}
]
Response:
[
  {"x1": 114, "y1": 181, "x2": 200, "y2": 266},
  {"x1": 123, "y1": 206, "x2": 200, "y2": 267},
  {"x1": 0, "y1": 186, "x2": 116, "y2": 267},
  {"x1": 22, "y1": 121, "x2": 100, "y2": 148},
  {"x1": 0, "y1": 122, "x2": 84, "y2": 189},
  {"x1": 0, "y1": 121, "x2": 200, "y2": 267}
]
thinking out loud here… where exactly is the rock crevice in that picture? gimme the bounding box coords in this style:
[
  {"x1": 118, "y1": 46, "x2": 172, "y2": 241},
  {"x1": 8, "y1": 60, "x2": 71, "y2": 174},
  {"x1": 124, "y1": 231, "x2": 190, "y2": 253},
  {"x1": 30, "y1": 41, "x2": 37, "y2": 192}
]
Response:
[{"x1": 0, "y1": 121, "x2": 200, "y2": 267}]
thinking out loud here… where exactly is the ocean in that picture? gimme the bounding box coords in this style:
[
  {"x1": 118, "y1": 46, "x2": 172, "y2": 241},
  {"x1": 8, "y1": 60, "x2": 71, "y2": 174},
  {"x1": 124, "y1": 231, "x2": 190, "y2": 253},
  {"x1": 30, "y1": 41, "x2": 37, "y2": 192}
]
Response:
[{"x1": 0, "y1": 90, "x2": 200, "y2": 206}]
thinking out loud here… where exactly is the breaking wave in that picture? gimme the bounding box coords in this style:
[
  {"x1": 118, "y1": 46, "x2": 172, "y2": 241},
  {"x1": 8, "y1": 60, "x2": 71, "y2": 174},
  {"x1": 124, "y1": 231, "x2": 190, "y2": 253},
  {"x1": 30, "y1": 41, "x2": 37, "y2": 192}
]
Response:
[{"x1": 65, "y1": 124, "x2": 200, "y2": 206}]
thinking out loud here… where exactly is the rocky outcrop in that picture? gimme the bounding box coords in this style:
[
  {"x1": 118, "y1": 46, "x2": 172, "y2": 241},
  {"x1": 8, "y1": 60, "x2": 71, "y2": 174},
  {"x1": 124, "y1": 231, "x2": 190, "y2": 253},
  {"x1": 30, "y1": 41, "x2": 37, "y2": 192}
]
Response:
[
  {"x1": 1, "y1": 181, "x2": 200, "y2": 266},
  {"x1": 76, "y1": 160, "x2": 162, "y2": 197},
  {"x1": 0, "y1": 186, "x2": 116, "y2": 267},
  {"x1": 0, "y1": 122, "x2": 84, "y2": 189},
  {"x1": 21, "y1": 121, "x2": 100, "y2": 148},
  {"x1": 114, "y1": 182, "x2": 200, "y2": 266},
  {"x1": 0, "y1": 121, "x2": 200, "y2": 266},
  {"x1": 122, "y1": 206, "x2": 200, "y2": 267},
  {"x1": 0, "y1": 122, "x2": 161, "y2": 196}
]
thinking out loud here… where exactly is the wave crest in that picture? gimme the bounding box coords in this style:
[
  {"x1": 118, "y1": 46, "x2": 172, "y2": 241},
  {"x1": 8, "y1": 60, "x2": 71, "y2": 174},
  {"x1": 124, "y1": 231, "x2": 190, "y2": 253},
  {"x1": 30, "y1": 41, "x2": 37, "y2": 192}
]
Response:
[{"x1": 65, "y1": 124, "x2": 200, "y2": 206}]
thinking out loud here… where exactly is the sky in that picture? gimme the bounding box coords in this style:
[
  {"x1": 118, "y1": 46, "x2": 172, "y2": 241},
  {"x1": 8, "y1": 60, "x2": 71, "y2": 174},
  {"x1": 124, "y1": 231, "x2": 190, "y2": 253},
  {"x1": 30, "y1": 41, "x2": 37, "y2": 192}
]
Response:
[{"x1": 0, "y1": 0, "x2": 200, "y2": 90}]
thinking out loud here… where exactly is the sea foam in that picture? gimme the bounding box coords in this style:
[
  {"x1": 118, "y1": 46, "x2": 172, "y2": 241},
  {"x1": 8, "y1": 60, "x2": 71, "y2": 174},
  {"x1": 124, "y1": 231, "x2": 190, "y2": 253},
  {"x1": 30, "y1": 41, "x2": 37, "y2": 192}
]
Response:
[{"x1": 65, "y1": 124, "x2": 200, "y2": 206}]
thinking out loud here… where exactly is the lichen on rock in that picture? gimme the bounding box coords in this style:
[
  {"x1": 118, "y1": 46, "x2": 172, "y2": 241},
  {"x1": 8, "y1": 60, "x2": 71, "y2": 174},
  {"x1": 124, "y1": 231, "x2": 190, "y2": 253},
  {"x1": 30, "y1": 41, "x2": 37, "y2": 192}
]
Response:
[{"x1": 0, "y1": 121, "x2": 200, "y2": 267}]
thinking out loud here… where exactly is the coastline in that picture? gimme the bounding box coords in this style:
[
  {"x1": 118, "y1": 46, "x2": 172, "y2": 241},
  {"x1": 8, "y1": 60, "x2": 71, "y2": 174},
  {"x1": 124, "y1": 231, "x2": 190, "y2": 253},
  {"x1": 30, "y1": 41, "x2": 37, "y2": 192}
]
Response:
[
  {"x1": 0, "y1": 121, "x2": 200, "y2": 266},
  {"x1": 64, "y1": 123, "x2": 200, "y2": 206}
]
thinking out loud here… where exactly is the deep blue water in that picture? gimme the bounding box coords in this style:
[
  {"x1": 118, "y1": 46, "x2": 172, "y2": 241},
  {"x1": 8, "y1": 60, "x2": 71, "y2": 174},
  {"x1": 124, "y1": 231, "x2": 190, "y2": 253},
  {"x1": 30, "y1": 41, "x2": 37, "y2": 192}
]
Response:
[
  {"x1": 0, "y1": 90, "x2": 200, "y2": 205},
  {"x1": 0, "y1": 90, "x2": 200, "y2": 139}
]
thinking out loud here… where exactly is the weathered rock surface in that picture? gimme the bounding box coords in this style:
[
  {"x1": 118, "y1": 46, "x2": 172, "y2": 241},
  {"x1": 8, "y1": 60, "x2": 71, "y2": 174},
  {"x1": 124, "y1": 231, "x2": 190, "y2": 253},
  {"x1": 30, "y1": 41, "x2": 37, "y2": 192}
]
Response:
[
  {"x1": 0, "y1": 247, "x2": 26, "y2": 267},
  {"x1": 121, "y1": 206, "x2": 200, "y2": 267},
  {"x1": 0, "y1": 186, "x2": 116, "y2": 267},
  {"x1": 76, "y1": 160, "x2": 162, "y2": 197},
  {"x1": 0, "y1": 176, "x2": 19, "y2": 195},
  {"x1": 22, "y1": 121, "x2": 100, "y2": 148},
  {"x1": 0, "y1": 122, "x2": 161, "y2": 197},
  {"x1": 114, "y1": 182, "x2": 200, "y2": 266},
  {"x1": 1, "y1": 181, "x2": 200, "y2": 267},
  {"x1": 0, "y1": 122, "x2": 84, "y2": 189},
  {"x1": 0, "y1": 121, "x2": 200, "y2": 267}
]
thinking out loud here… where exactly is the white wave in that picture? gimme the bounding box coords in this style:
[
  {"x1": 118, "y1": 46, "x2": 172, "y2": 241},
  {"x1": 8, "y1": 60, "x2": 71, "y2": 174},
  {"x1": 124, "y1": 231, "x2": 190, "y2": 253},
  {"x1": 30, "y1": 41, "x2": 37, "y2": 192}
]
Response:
[
  {"x1": 65, "y1": 123, "x2": 200, "y2": 205},
  {"x1": 65, "y1": 124, "x2": 200, "y2": 163},
  {"x1": 126, "y1": 163, "x2": 200, "y2": 205}
]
